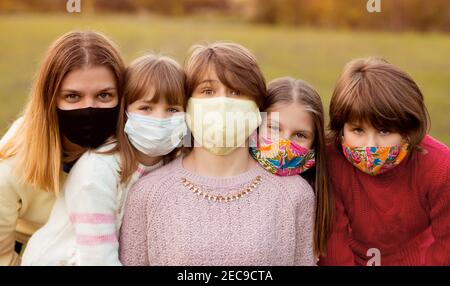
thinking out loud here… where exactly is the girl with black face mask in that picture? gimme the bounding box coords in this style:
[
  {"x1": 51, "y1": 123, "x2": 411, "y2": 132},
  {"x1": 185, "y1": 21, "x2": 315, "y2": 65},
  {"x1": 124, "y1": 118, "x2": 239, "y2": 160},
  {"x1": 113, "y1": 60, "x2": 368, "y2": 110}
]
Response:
[
  {"x1": 22, "y1": 54, "x2": 187, "y2": 266},
  {"x1": 0, "y1": 30, "x2": 124, "y2": 266}
]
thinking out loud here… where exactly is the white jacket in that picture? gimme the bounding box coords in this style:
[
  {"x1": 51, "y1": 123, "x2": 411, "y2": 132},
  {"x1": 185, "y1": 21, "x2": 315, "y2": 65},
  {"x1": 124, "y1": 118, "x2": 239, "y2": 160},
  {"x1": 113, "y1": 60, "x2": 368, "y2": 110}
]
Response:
[
  {"x1": 21, "y1": 144, "x2": 163, "y2": 266},
  {"x1": 0, "y1": 116, "x2": 23, "y2": 148},
  {"x1": 0, "y1": 117, "x2": 57, "y2": 266}
]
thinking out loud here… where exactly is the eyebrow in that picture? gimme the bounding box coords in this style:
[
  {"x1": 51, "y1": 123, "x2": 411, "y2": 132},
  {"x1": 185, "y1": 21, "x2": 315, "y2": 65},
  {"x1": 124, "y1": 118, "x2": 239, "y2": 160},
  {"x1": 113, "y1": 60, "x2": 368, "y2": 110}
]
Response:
[
  {"x1": 268, "y1": 120, "x2": 313, "y2": 134},
  {"x1": 296, "y1": 130, "x2": 314, "y2": 136},
  {"x1": 136, "y1": 98, "x2": 183, "y2": 107},
  {"x1": 98, "y1": 87, "x2": 117, "y2": 92},
  {"x1": 348, "y1": 123, "x2": 364, "y2": 129},
  {"x1": 197, "y1": 79, "x2": 219, "y2": 85},
  {"x1": 60, "y1": 87, "x2": 117, "y2": 93}
]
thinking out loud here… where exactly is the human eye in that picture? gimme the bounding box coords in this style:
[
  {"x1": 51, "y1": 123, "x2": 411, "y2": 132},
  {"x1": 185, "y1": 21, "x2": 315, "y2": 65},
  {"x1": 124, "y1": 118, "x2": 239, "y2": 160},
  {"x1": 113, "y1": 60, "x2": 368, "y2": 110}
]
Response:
[
  {"x1": 295, "y1": 132, "x2": 308, "y2": 140},
  {"x1": 352, "y1": 127, "x2": 364, "y2": 135},
  {"x1": 64, "y1": 93, "x2": 80, "y2": 103},
  {"x1": 379, "y1": 129, "x2": 391, "y2": 136},
  {"x1": 201, "y1": 88, "x2": 215, "y2": 96},
  {"x1": 230, "y1": 90, "x2": 241, "y2": 96},
  {"x1": 139, "y1": 105, "x2": 152, "y2": 112},
  {"x1": 97, "y1": 92, "x2": 113, "y2": 102},
  {"x1": 167, "y1": 107, "x2": 181, "y2": 113}
]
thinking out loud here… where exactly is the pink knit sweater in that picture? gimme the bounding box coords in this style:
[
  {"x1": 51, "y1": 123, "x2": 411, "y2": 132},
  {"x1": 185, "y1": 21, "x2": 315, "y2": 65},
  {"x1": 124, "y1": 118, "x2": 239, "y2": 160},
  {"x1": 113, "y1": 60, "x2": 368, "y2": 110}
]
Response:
[{"x1": 119, "y1": 156, "x2": 316, "y2": 266}]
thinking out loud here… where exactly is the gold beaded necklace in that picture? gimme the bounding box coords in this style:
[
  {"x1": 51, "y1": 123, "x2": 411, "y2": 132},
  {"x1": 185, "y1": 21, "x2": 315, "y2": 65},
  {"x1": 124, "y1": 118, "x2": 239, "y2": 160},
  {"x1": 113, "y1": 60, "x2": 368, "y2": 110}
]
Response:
[{"x1": 180, "y1": 176, "x2": 262, "y2": 203}]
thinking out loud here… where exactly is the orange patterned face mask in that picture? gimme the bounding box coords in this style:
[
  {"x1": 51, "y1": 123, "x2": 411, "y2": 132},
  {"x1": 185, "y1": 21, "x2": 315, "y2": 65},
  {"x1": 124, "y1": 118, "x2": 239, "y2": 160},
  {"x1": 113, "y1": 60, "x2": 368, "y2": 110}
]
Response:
[
  {"x1": 342, "y1": 142, "x2": 410, "y2": 176},
  {"x1": 250, "y1": 137, "x2": 316, "y2": 176}
]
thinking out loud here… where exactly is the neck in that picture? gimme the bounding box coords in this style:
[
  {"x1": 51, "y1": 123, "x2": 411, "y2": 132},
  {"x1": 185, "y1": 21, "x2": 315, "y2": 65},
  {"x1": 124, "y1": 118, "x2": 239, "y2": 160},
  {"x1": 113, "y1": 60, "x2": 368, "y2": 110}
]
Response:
[
  {"x1": 61, "y1": 136, "x2": 80, "y2": 152},
  {"x1": 134, "y1": 149, "x2": 163, "y2": 167},
  {"x1": 61, "y1": 136, "x2": 85, "y2": 164},
  {"x1": 183, "y1": 145, "x2": 256, "y2": 177}
]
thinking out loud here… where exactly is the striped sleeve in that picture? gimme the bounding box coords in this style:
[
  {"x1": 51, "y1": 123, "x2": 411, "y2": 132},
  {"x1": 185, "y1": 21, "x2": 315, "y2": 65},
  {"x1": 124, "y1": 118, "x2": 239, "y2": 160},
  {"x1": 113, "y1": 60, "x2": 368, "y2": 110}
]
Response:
[{"x1": 64, "y1": 151, "x2": 121, "y2": 266}]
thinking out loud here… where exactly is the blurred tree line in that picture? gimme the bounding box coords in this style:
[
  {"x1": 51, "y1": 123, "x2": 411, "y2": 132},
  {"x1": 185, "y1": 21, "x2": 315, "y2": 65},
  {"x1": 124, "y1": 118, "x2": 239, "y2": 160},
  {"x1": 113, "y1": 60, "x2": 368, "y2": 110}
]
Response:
[
  {"x1": 0, "y1": 0, "x2": 231, "y2": 14},
  {"x1": 1, "y1": 0, "x2": 449, "y2": 32},
  {"x1": 250, "y1": 0, "x2": 450, "y2": 32}
]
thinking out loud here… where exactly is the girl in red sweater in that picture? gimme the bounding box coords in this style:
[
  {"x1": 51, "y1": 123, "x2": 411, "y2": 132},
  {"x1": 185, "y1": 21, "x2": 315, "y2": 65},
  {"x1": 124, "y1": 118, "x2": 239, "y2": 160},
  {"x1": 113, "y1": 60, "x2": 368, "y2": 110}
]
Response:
[{"x1": 320, "y1": 57, "x2": 450, "y2": 266}]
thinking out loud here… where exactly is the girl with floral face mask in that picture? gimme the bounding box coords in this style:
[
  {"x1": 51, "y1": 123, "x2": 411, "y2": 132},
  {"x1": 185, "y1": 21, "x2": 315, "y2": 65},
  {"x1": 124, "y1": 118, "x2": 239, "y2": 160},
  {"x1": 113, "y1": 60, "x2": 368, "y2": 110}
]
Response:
[
  {"x1": 120, "y1": 43, "x2": 317, "y2": 266},
  {"x1": 250, "y1": 77, "x2": 333, "y2": 257},
  {"x1": 22, "y1": 55, "x2": 187, "y2": 266},
  {"x1": 320, "y1": 57, "x2": 450, "y2": 266}
]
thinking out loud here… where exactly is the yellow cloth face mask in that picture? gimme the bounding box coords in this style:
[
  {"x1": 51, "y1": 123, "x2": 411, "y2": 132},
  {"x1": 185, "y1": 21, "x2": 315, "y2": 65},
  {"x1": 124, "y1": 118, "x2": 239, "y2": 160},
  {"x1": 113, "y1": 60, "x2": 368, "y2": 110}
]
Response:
[{"x1": 186, "y1": 97, "x2": 262, "y2": 156}]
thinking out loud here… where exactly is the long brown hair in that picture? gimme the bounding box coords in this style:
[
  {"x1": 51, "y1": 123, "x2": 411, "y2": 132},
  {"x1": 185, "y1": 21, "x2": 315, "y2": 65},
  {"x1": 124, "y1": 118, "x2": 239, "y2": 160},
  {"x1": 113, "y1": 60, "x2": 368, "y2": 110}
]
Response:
[
  {"x1": 115, "y1": 54, "x2": 187, "y2": 184},
  {"x1": 328, "y1": 57, "x2": 430, "y2": 153},
  {"x1": 265, "y1": 77, "x2": 333, "y2": 257},
  {"x1": 0, "y1": 30, "x2": 125, "y2": 194}
]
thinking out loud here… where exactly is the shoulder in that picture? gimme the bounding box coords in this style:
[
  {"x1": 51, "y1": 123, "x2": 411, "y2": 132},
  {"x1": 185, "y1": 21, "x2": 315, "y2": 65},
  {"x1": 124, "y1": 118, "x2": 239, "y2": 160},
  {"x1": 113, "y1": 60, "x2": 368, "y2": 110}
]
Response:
[
  {"x1": 0, "y1": 158, "x2": 16, "y2": 200},
  {"x1": 414, "y1": 135, "x2": 450, "y2": 187},
  {"x1": 123, "y1": 158, "x2": 181, "y2": 219},
  {"x1": 65, "y1": 143, "x2": 120, "y2": 190},
  {"x1": 0, "y1": 116, "x2": 24, "y2": 149},
  {"x1": 413, "y1": 135, "x2": 449, "y2": 172},
  {"x1": 417, "y1": 135, "x2": 449, "y2": 161},
  {"x1": 0, "y1": 157, "x2": 19, "y2": 186},
  {"x1": 127, "y1": 157, "x2": 181, "y2": 197},
  {"x1": 133, "y1": 157, "x2": 180, "y2": 190},
  {"x1": 72, "y1": 143, "x2": 119, "y2": 175},
  {"x1": 258, "y1": 165, "x2": 315, "y2": 208}
]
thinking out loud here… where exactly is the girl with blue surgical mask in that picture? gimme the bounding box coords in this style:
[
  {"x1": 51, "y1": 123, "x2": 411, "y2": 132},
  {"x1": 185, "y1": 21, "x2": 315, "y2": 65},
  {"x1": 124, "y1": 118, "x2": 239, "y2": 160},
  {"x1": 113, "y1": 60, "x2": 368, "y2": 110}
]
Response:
[
  {"x1": 250, "y1": 77, "x2": 333, "y2": 257},
  {"x1": 22, "y1": 54, "x2": 187, "y2": 266}
]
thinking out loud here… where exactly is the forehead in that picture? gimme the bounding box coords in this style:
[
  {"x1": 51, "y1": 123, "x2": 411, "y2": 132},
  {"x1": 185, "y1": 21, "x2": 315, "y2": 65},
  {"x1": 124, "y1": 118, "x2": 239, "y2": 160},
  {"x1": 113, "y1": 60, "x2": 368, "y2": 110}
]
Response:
[
  {"x1": 195, "y1": 64, "x2": 220, "y2": 84},
  {"x1": 135, "y1": 87, "x2": 158, "y2": 102},
  {"x1": 345, "y1": 121, "x2": 380, "y2": 131},
  {"x1": 266, "y1": 102, "x2": 314, "y2": 133},
  {"x1": 345, "y1": 118, "x2": 400, "y2": 134},
  {"x1": 61, "y1": 65, "x2": 116, "y2": 90}
]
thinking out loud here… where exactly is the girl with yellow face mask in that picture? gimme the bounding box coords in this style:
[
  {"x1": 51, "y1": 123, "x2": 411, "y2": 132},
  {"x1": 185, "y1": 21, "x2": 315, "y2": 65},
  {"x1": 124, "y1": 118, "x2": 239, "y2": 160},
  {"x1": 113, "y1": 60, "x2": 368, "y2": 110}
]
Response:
[{"x1": 119, "y1": 42, "x2": 318, "y2": 266}]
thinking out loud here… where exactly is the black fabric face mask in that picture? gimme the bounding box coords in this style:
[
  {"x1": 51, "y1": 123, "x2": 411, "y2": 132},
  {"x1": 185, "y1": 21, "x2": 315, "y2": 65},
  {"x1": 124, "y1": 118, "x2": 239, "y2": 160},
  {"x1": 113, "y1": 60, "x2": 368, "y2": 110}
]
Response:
[{"x1": 57, "y1": 106, "x2": 119, "y2": 148}]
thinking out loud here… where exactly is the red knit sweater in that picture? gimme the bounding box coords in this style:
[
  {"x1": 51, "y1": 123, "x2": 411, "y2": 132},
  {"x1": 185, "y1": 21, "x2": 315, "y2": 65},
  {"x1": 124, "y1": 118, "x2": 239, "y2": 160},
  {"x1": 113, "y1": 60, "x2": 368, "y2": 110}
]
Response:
[{"x1": 319, "y1": 135, "x2": 450, "y2": 266}]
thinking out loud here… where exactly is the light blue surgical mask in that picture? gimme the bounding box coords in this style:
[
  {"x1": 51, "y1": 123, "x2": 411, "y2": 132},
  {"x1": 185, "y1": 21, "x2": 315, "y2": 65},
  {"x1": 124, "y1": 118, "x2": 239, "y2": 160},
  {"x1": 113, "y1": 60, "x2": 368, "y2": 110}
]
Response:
[{"x1": 124, "y1": 112, "x2": 187, "y2": 156}]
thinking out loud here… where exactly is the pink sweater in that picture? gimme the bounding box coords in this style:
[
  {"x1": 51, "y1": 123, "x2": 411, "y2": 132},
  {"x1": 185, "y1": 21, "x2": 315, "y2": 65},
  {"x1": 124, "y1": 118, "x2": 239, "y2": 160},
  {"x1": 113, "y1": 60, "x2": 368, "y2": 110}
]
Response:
[{"x1": 119, "y1": 156, "x2": 316, "y2": 266}]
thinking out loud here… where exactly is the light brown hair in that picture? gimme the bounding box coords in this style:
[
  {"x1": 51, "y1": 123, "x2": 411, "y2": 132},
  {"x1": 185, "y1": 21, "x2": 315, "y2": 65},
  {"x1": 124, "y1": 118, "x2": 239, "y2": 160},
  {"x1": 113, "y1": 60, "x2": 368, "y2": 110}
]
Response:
[
  {"x1": 328, "y1": 57, "x2": 430, "y2": 153},
  {"x1": 265, "y1": 77, "x2": 333, "y2": 256},
  {"x1": 185, "y1": 42, "x2": 267, "y2": 107},
  {"x1": 115, "y1": 54, "x2": 187, "y2": 184},
  {"x1": 0, "y1": 30, "x2": 125, "y2": 194}
]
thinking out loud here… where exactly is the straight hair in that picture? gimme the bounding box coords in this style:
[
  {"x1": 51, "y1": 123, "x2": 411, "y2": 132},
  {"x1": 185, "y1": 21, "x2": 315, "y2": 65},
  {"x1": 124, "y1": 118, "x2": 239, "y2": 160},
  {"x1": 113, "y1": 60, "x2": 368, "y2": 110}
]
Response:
[
  {"x1": 266, "y1": 77, "x2": 334, "y2": 256},
  {"x1": 328, "y1": 57, "x2": 430, "y2": 153},
  {"x1": 0, "y1": 30, "x2": 125, "y2": 194},
  {"x1": 115, "y1": 54, "x2": 187, "y2": 184}
]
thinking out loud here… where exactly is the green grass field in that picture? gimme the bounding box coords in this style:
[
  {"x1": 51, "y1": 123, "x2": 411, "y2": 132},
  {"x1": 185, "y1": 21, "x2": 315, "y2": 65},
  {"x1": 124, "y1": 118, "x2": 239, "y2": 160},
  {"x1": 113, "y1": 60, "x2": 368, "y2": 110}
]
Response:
[{"x1": 1, "y1": 14, "x2": 449, "y2": 145}]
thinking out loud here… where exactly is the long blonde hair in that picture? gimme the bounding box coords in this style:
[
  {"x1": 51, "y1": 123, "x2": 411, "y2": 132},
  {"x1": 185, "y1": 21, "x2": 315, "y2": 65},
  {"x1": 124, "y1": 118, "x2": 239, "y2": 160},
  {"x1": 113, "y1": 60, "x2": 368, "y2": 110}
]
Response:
[{"x1": 0, "y1": 30, "x2": 125, "y2": 194}]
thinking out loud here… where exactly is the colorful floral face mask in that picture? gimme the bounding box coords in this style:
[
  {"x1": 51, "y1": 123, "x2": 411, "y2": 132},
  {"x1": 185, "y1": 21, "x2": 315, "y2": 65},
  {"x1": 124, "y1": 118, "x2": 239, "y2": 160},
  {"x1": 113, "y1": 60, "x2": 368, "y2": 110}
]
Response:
[
  {"x1": 342, "y1": 142, "x2": 409, "y2": 176},
  {"x1": 250, "y1": 137, "x2": 316, "y2": 176}
]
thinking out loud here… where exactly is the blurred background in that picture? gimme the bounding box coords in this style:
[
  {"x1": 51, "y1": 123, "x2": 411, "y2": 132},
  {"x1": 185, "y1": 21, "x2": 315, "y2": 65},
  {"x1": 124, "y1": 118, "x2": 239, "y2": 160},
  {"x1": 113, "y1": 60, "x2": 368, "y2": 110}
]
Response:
[{"x1": 1, "y1": 0, "x2": 449, "y2": 144}]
